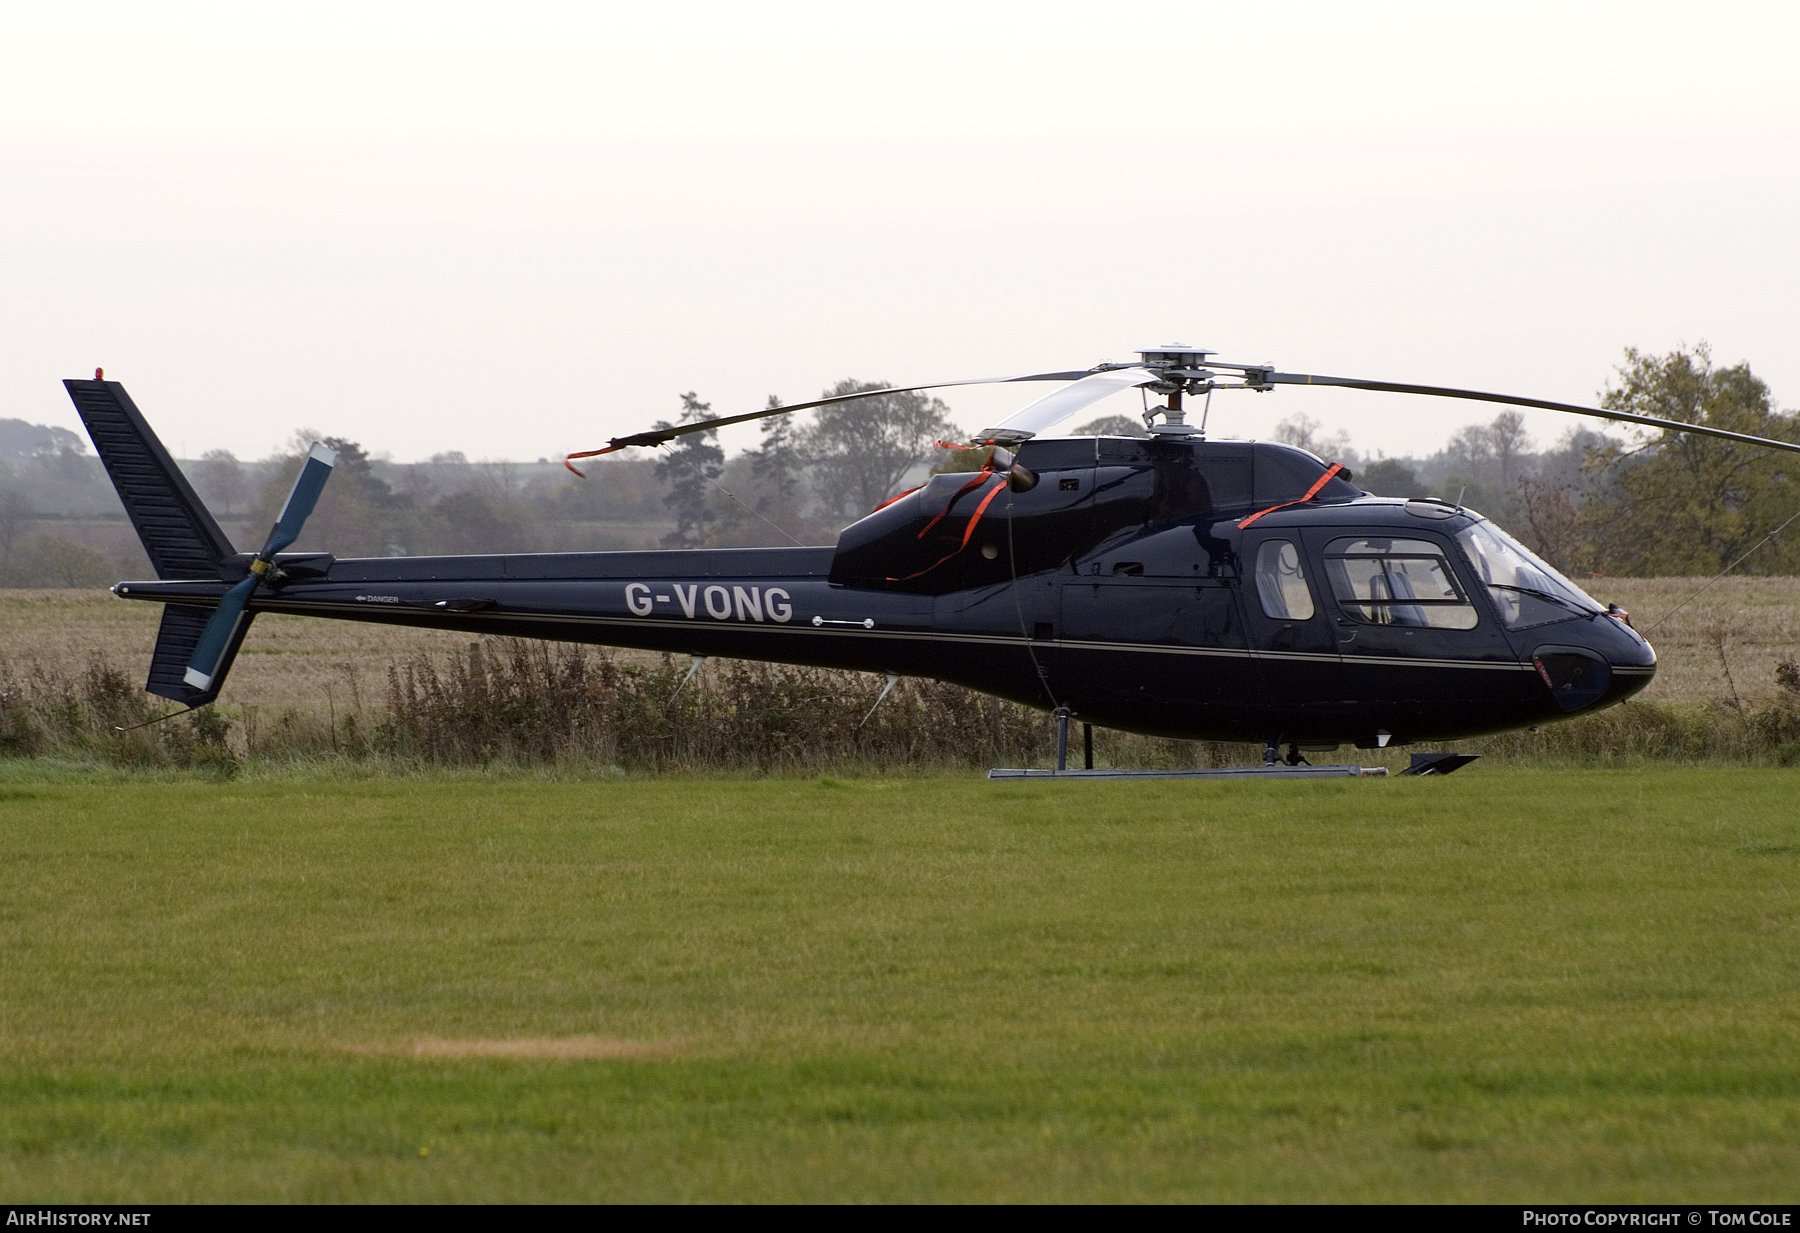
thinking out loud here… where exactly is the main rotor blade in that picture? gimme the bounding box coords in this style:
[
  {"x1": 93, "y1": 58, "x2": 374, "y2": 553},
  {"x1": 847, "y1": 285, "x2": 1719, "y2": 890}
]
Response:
[
  {"x1": 1268, "y1": 372, "x2": 1800, "y2": 455},
  {"x1": 567, "y1": 369, "x2": 1092, "y2": 465},
  {"x1": 977, "y1": 367, "x2": 1162, "y2": 442}
]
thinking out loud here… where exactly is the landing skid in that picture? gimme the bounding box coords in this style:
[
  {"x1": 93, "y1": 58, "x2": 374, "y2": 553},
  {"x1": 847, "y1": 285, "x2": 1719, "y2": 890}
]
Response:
[
  {"x1": 995, "y1": 712, "x2": 1477, "y2": 780},
  {"x1": 988, "y1": 765, "x2": 1389, "y2": 780}
]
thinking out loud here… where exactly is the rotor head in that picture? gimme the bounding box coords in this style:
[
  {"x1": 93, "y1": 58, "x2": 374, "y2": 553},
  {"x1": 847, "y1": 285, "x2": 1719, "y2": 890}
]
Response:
[
  {"x1": 1135, "y1": 344, "x2": 1217, "y2": 436},
  {"x1": 1136, "y1": 344, "x2": 1216, "y2": 368}
]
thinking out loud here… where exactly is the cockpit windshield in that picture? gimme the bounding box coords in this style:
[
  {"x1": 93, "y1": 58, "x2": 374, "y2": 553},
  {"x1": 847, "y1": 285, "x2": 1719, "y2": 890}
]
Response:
[{"x1": 1456, "y1": 520, "x2": 1603, "y2": 630}]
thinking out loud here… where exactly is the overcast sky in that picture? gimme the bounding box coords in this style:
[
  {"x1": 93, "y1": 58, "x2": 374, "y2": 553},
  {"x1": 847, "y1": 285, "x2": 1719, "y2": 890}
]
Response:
[{"x1": 2, "y1": 1, "x2": 1795, "y2": 464}]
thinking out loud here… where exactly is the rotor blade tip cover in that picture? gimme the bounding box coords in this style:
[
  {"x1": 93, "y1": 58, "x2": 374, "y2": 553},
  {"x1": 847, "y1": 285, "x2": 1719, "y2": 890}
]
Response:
[{"x1": 266, "y1": 446, "x2": 339, "y2": 552}]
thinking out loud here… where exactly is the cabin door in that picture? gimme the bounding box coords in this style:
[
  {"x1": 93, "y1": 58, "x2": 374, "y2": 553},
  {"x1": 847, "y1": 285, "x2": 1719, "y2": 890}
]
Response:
[
  {"x1": 1317, "y1": 531, "x2": 1514, "y2": 710},
  {"x1": 1236, "y1": 529, "x2": 1349, "y2": 740}
]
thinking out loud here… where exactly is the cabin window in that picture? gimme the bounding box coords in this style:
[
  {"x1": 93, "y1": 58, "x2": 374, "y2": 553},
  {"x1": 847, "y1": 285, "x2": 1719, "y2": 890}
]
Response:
[
  {"x1": 1323, "y1": 537, "x2": 1478, "y2": 630},
  {"x1": 1254, "y1": 539, "x2": 1315, "y2": 620}
]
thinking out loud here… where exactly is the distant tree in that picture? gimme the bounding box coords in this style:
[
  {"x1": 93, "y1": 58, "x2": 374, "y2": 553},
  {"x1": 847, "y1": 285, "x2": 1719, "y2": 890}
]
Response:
[
  {"x1": 1536, "y1": 426, "x2": 1614, "y2": 493},
  {"x1": 428, "y1": 490, "x2": 531, "y2": 555},
  {"x1": 1440, "y1": 423, "x2": 1496, "y2": 481},
  {"x1": 0, "y1": 490, "x2": 30, "y2": 571},
  {"x1": 476, "y1": 460, "x2": 524, "y2": 503},
  {"x1": 547, "y1": 454, "x2": 667, "y2": 523},
  {"x1": 928, "y1": 445, "x2": 990, "y2": 476},
  {"x1": 249, "y1": 432, "x2": 417, "y2": 556},
  {"x1": 30, "y1": 431, "x2": 89, "y2": 481},
  {"x1": 1424, "y1": 412, "x2": 1531, "y2": 520},
  {"x1": 1357, "y1": 458, "x2": 1419, "y2": 497},
  {"x1": 1515, "y1": 471, "x2": 1585, "y2": 570},
  {"x1": 319, "y1": 436, "x2": 378, "y2": 488},
  {"x1": 704, "y1": 452, "x2": 821, "y2": 548},
  {"x1": 1274, "y1": 413, "x2": 1353, "y2": 460},
  {"x1": 749, "y1": 396, "x2": 805, "y2": 526},
  {"x1": 9, "y1": 532, "x2": 112, "y2": 587},
  {"x1": 653, "y1": 392, "x2": 723, "y2": 549},
  {"x1": 395, "y1": 451, "x2": 450, "y2": 506},
  {"x1": 1489, "y1": 410, "x2": 1531, "y2": 491},
  {"x1": 800, "y1": 379, "x2": 956, "y2": 520},
  {"x1": 1510, "y1": 426, "x2": 1612, "y2": 570},
  {"x1": 1070, "y1": 414, "x2": 1148, "y2": 438},
  {"x1": 0, "y1": 420, "x2": 85, "y2": 464},
  {"x1": 1578, "y1": 344, "x2": 1800, "y2": 575},
  {"x1": 194, "y1": 449, "x2": 246, "y2": 518},
  {"x1": 1437, "y1": 473, "x2": 1508, "y2": 517}
]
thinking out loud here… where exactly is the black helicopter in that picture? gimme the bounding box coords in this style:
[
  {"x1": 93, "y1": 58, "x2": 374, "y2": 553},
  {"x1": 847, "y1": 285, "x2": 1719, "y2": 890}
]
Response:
[{"x1": 63, "y1": 346, "x2": 1800, "y2": 770}]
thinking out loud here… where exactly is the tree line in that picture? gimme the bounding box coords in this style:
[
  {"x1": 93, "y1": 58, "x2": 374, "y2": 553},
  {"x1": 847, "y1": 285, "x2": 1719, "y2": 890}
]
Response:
[{"x1": 0, "y1": 346, "x2": 1793, "y2": 582}]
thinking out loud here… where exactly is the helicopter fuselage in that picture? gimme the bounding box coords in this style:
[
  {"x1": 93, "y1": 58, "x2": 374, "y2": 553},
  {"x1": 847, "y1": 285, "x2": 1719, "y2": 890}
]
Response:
[{"x1": 113, "y1": 435, "x2": 1654, "y2": 750}]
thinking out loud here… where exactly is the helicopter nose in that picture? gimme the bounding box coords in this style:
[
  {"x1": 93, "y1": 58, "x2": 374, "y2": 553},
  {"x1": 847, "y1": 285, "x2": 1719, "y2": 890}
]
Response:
[
  {"x1": 1530, "y1": 618, "x2": 1656, "y2": 714},
  {"x1": 1531, "y1": 646, "x2": 1612, "y2": 712}
]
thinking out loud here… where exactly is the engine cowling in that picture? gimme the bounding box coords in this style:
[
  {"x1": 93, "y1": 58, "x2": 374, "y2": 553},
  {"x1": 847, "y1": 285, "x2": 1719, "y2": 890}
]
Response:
[{"x1": 827, "y1": 437, "x2": 1360, "y2": 594}]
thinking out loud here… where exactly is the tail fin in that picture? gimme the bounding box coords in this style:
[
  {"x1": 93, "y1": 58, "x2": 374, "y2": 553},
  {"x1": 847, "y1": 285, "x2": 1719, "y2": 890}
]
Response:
[
  {"x1": 63, "y1": 379, "x2": 235, "y2": 579},
  {"x1": 64, "y1": 379, "x2": 249, "y2": 705}
]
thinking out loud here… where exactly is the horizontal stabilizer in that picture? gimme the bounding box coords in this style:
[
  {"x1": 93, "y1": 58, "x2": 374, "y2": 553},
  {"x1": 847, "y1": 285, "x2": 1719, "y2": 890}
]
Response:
[
  {"x1": 145, "y1": 603, "x2": 254, "y2": 706},
  {"x1": 64, "y1": 380, "x2": 235, "y2": 579}
]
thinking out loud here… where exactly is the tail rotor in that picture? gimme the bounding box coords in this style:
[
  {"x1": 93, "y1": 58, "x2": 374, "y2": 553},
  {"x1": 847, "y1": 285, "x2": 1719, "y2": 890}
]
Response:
[{"x1": 183, "y1": 443, "x2": 336, "y2": 692}]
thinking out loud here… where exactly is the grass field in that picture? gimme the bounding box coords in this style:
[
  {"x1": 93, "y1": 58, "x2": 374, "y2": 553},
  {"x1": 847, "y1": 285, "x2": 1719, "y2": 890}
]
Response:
[{"x1": 3, "y1": 768, "x2": 1797, "y2": 1202}]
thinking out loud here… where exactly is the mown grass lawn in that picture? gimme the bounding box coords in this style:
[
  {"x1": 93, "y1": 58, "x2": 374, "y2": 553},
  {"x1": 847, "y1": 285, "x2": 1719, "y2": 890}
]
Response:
[{"x1": 1, "y1": 767, "x2": 1796, "y2": 1202}]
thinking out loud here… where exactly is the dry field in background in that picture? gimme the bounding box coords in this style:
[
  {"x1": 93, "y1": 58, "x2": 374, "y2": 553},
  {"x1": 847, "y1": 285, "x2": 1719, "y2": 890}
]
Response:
[
  {"x1": 0, "y1": 590, "x2": 482, "y2": 709},
  {"x1": 0, "y1": 577, "x2": 1797, "y2": 710}
]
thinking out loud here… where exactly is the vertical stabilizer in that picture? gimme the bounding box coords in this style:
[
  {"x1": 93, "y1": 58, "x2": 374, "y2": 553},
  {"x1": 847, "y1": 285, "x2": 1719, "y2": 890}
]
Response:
[
  {"x1": 63, "y1": 379, "x2": 235, "y2": 578},
  {"x1": 144, "y1": 603, "x2": 253, "y2": 706}
]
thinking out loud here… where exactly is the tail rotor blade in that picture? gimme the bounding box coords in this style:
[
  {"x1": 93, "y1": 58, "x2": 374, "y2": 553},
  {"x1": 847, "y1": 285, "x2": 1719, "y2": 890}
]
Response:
[
  {"x1": 183, "y1": 576, "x2": 257, "y2": 691},
  {"x1": 261, "y1": 443, "x2": 338, "y2": 558}
]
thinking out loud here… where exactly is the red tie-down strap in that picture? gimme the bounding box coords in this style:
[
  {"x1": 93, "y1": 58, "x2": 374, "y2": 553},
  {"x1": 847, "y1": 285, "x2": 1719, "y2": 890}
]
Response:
[
  {"x1": 914, "y1": 468, "x2": 998, "y2": 539},
  {"x1": 1237, "y1": 464, "x2": 1345, "y2": 529},
  {"x1": 889, "y1": 467, "x2": 1010, "y2": 582},
  {"x1": 563, "y1": 445, "x2": 622, "y2": 477}
]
